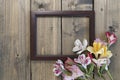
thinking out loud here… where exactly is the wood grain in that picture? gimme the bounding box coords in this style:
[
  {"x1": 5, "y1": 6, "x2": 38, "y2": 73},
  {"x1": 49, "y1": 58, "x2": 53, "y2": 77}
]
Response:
[
  {"x1": 31, "y1": 61, "x2": 60, "y2": 80},
  {"x1": 0, "y1": 0, "x2": 30, "y2": 80},
  {"x1": 0, "y1": 0, "x2": 5, "y2": 79},
  {"x1": 62, "y1": 0, "x2": 92, "y2": 11},
  {"x1": 31, "y1": 0, "x2": 61, "y2": 80},
  {"x1": 31, "y1": 0, "x2": 61, "y2": 11},
  {"x1": 0, "y1": 0, "x2": 120, "y2": 80},
  {"x1": 37, "y1": 17, "x2": 61, "y2": 56},
  {"x1": 94, "y1": 0, "x2": 107, "y2": 39},
  {"x1": 105, "y1": 0, "x2": 120, "y2": 80}
]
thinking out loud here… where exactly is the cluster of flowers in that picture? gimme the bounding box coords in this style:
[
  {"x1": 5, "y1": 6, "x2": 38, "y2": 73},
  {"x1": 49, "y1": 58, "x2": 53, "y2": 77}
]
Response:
[{"x1": 53, "y1": 31, "x2": 117, "y2": 80}]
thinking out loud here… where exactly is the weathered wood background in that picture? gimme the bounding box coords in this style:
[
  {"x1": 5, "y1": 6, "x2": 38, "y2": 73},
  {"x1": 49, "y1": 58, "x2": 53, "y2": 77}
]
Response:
[{"x1": 0, "y1": 0, "x2": 120, "y2": 80}]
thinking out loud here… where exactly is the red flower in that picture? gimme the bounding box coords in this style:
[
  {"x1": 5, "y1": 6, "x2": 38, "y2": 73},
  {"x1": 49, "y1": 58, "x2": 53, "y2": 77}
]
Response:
[
  {"x1": 105, "y1": 32, "x2": 117, "y2": 46},
  {"x1": 87, "y1": 52, "x2": 93, "y2": 60}
]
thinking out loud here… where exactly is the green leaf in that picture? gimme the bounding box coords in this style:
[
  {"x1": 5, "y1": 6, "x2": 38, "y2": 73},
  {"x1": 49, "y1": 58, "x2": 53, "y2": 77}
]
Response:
[
  {"x1": 63, "y1": 70, "x2": 72, "y2": 76},
  {"x1": 77, "y1": 64, "x2": 86, "y2": 73},
  {"x1": 100, "y1": 64, "x2": 106, "y2": 74},
  {"x1": 88, "y1": 64, "x2": 94, "y2": 74},
  {"x1": 98, "y1": 69, "x2": 102, "y2": 77},
  {"x1": 75, "y1": 77, "x2": 84, "y2": 80}
]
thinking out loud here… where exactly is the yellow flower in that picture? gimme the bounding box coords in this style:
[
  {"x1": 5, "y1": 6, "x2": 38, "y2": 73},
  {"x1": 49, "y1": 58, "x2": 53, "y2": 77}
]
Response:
[{"x1": 87, "y1": 39, "x2": 112, "y2": 58}]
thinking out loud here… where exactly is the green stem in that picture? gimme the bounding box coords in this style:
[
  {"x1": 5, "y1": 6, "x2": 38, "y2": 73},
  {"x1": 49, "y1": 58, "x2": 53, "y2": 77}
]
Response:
[
  {"x1": 101, "y1": 75, "x2": 106, "y2": 80},
  {"x1": 90, "y1": 77, "x2": 94, "y2": 80},
  {"x1": 84, "y1": 77, "x2": 88, "y2": 80},
  {"x1": 107, "y1": 70, "x2": 113, "y2": 80}
]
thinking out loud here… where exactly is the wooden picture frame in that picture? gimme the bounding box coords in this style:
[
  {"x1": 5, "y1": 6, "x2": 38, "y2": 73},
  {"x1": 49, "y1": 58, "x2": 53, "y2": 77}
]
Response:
[{"x1": 30, "y1": 11, "x2": 95, "y2": 61}]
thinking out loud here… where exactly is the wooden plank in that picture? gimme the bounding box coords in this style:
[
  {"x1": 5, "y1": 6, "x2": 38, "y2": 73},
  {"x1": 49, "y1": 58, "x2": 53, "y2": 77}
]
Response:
[
  {"x1": 95, "y1": 0, "x2": 120, "y2": 80},
  {"x1": 105, "y1": 0, "x2": 120, "y2": 80},
  {"x1": 94, "y1": 0, "x2": 107, "y2": 39},
  {"x1": 37, "y1": 17, "x2": 61, "y2": 56},
  {"x1": 62, "y1": 17, "x2": 89, "y2": 55},
  {"x1": 0, "y1": 0, "x2": 5, "y2": 79},
  {"x1": 31, "y1": 61, "x2": 60, "y2": 80},
  {"x1": 31, "y1": 0, "x2": 61, "y2": 80},
  {"x1": 31, "y1": 0, "x2": 61, "y2": 11},
  {"x1": 94, "y1": 0, "x2": 108, "y2": 79},
  {"x1": 62, "y1": 0, "x2": 92, "y2": 11},
  {"x1": 0, "y1": 0, "x2": 30, "y2": 80},
  {"x1": 62, "y1": 0, "x2": 91, "y2": 55}
]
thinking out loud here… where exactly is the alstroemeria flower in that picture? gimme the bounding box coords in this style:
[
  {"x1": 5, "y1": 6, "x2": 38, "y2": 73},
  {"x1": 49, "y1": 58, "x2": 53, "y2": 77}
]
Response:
[
  {"x1": 53, "y1": 60, "x2": 65, "y2": 76},
  {"x1": 67, "y1": 65, "x2": 84, "y2": 79},
  {"x1": 74, "y1": 54, "x2": 91, "y2": 69},
  {"x1": 72, "y1": 39, "x2": 88, "y2": 54},
  {"x1": 87, "y1": 39, "x2": 112, "y2": 58},
  {"x1": 106, "y1": 32, "x2": 117, "y2": 47},
  {"x1": 92, "y1": 58, "x2": 110, "y2": 70}
]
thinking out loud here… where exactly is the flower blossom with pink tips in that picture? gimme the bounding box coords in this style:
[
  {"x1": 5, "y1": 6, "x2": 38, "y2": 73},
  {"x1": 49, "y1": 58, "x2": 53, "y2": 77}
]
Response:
[
  {"x1": 74, "y1": 54, "x2": 91, "y2": 69},
  {"x1": 92, "y1": 58, "x2": 110, "y2": 70},
  {"x1": 105, "y1": 31, "x2": 117, "y2": 47},
  {"x1": 53, "y1": 60, "x2": 65, "y2": 76}
]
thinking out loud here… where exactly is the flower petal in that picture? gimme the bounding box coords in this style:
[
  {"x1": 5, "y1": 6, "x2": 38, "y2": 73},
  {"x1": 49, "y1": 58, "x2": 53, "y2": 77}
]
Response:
[
  {"x1": 85, "y1": 57, "x2": 91, "y2": 65},
  {"x1": 87, "y1": 46, "x2": 94, "y2": 53},
  {"x1": 107, "y1": 51, "x2": 113, "y2": 58},
  {"x1": 53, "y1": 68, "x2": 62, "y2": 76},
  {"x1": 97, "y1": 48, "x2": 104, "y2": 54},
  {"x1": 74, "y1": 39, "x2": 82, "y2": 46},
  {"x1": 83, "y1": 39, "x2": 88, "y2": 48},
  {"x1": 77, "y1": 49, "x2": 84, "y2": 54},
  {"x1": 72, "y1": 46, "x2": 81, "y2": 52},
  {"x1": 79, "y1": 54, "x2": 86, "y2": 60}
]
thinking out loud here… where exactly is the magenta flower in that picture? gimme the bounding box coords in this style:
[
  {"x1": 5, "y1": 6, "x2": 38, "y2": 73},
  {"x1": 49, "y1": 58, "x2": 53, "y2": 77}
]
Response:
[
  {"x1": 74, "y1": 54, "x2": 91, "y2": 69},
  {"x1": 53, "y1": 60, "x2": 65, "y2": 76},
  {"x1": 105, "y1": 32, "x2": 117, "y2": 46}
]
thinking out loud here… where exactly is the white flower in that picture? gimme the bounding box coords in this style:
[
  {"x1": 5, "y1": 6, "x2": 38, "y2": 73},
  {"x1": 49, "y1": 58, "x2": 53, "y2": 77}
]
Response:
[
  {"x1": 72, "y1": 39, "x2": 88, "y2": 54},
  {"x1": 92, "y1": 58, "x2": 110, "y2": 70}
]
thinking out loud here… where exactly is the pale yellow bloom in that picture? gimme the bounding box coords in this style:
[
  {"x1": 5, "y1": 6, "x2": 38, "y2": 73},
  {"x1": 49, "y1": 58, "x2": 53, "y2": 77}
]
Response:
[{"x1": 87, "y1": 40, "x2": 112, "y2": 58}]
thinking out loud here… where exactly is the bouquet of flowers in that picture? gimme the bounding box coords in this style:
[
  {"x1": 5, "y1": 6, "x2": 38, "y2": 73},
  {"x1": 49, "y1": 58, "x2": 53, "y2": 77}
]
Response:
[{"x1": 53, "y1": 31, "x2": 117, "y2": 80}]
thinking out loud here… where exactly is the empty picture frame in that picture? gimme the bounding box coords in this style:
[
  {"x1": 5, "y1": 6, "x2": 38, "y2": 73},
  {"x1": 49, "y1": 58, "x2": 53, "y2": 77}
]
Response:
[{"x1": 30, "y1": 11, "x2": 95, "y2": 60}]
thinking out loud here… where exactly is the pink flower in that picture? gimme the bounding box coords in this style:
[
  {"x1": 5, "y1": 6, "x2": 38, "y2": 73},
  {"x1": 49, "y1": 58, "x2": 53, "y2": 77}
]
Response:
[
  {"x1": 95, "y1": 38, "x2": 107, "y2": 46},
  {"x1": 74, "y1": 54, "x2": 91, "y2": 69},
  {"x1": 53, "y1": 60, "x2": 65, "y2": 76},
  {"x1": 105, "y1": 32, "x2": 117, "y2": 46},
  {"x1": 70, "y1": 65, "x2": 84, "y2": 78},
  {"x1": 63, "y1": 65, "x2": 84, "y2": 80}
]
